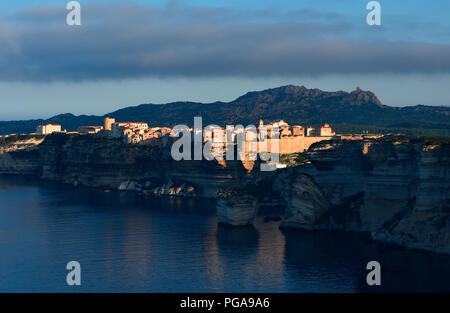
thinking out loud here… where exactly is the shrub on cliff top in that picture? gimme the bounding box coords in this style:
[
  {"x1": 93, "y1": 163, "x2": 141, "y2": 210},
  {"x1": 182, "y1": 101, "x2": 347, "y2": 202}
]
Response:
[
  {"x1": 380, "y1": 135, "x2": 450, "y2": 145},
  {"x1": 279, "y1": 152, "x2": 310, "y2": 166}
]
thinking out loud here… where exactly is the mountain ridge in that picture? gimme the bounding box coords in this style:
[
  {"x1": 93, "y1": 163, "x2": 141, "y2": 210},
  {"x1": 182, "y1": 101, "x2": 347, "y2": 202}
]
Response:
[{"x1": 1, "y1": 85, "x2": 449, "y2": 135}]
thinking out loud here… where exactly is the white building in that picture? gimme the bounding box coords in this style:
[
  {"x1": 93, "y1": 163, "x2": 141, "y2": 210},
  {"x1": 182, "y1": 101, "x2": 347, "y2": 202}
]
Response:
[
  {"x1": 36, "y1": 124, "x2": 61, "y2": 135},
  {"x1": 305, "y1": 124, "x2": 336, "y2": 137},
  {"x1": 320, "y1": 124, "x2": 336, "y2": 136},
  {"x1": 272, "y1": 120, "x2": 289, "y2": 128}
]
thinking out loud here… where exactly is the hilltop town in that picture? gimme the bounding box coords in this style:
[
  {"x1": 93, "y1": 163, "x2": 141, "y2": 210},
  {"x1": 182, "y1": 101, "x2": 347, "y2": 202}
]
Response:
[{"x1": 31, "y1": 118, "x2": 382, "y2": 154}]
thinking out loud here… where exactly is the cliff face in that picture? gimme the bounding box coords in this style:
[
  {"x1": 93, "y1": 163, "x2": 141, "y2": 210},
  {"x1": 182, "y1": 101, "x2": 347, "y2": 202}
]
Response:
[
  {"x1": 276, "y1": 140, "x2": 449, "y2": 254},
  {"x1": 274, "y1": 173, "x2": 329, "y2": 230},
  {"x1": 7, "y1": 133, "x2": 257, "y2": 197},
  {"x1": 0, "y1": 136, "x2": 43, "y2": 175},
  {"x1": 0, "y1": 148, "x2": 42, "y2": 175},
  {"x1": 0, "y1": 133, "x2": 448, "y2": 253}
]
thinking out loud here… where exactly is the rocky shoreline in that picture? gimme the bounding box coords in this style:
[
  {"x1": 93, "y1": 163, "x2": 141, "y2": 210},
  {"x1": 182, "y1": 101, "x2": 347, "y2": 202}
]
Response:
[
  {"x1": 278, "y1": 140, "x2": 449, "y2": 254},
  {"x1": 215, "y1": 139, "x2": 449, "y2": 254},
  {"x1": 0, "y1": 133, "x2": 448, "y2": 254}
]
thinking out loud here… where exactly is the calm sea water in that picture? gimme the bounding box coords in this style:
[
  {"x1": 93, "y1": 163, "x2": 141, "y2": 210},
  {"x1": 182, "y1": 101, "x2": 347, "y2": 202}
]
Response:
[{"x1": 0, "y1": 176, "x2": 449, "y2": 293}]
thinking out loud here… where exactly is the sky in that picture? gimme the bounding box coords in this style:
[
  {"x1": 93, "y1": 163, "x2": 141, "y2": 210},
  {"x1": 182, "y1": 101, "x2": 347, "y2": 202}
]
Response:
[{"x1": 0, "y1": 0, "x2": 449, "y2": 120}]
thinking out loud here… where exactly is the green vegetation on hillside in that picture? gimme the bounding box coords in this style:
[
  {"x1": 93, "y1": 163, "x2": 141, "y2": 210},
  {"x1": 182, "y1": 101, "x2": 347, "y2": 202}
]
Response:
[
  {"x1": 1, "y1": 86, "x2": 449, "y2": 136},
  {"x1": 279, "y1": 152, "x2": 310, "y2": 166},
  {"x1": 333, "y1": 122, "x2": 450, "y2": 138},
  {"x1": 379, "y1": 135, "x2": 450, "y2": 145}
]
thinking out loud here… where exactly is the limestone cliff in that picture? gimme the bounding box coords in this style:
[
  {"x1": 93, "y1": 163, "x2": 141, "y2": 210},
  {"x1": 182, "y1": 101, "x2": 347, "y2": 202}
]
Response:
[
  {"x1": 1, "y1": 133, "x2": 257, "y2": 198},
  {"x1": 0, "y1": 148, "x2": 41, "y2": 175},
  {"x1": 274, "y1": 172, "x2": 329, "y2": 230},
  {"x1": 0, "y1": 135, "x2": 44, "y2": 175},
  {"x1": 0, "y1": 133, "x2": 448, "y2": 254},
  {"x1": 275, "y1": 139, "x2": 449, "y2": 254}
]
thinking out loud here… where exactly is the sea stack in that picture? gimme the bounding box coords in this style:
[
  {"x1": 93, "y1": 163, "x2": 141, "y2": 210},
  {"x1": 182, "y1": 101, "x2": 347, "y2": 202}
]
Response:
[{"x1": 217, "y1": 191, "x2": 258, "y2": 227}]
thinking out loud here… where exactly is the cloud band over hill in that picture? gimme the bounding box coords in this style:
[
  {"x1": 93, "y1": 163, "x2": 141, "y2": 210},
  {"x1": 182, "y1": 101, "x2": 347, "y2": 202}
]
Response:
[{"x1": 1, "y1": 1, "x2": 450, "y2": 82}]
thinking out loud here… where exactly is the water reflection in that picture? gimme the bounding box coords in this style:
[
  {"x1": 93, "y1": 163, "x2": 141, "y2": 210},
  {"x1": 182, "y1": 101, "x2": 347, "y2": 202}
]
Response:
[
  {"x1": 0, "y1": 175, "x2": 449, "y2": 292},
  {"x1": 216, "y1": 225, "x2": 259, "y2": 252},
  {"x1": 282, "y1": 229, "x2": 450, "y2": 292}
]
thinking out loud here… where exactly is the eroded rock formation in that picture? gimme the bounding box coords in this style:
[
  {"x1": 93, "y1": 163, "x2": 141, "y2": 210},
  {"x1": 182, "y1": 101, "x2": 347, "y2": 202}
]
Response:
[
  {"x1": 276, "y1": 139, "x2": 449, "y2": 254},
  {"x1": 274, "y1": 172, "x2": 329, "y2": 230},
  {"x1": 217, "y1": 194, "x2": 258, "y2": 227}
]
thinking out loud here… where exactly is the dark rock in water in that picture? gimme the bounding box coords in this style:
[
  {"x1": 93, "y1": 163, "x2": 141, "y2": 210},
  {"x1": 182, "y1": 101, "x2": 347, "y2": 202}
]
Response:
[{"x1": 264, "y1": 215, "x2": 282, "y2": 223}]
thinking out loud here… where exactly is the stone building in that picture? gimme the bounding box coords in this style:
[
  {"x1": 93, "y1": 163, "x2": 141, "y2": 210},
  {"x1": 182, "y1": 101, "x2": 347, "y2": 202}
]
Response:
[
  {"x1": 104, "y1": 117, "x2": 115, "y2": 131},
  {"x1": 320, "y1": 124, "x2": 336, "y2": 136},
  {"x1": 36, "y1": 124, "x2": 61, "y2": 135},
  {"x1": 306, "y1": 126, "x2": 321, "y2": 136},
  {"x1": 77, "y1": 126, "x2": 103, "y2": 134},
  {"x1": 292, "y1": 126, "x2": 305, "y2": 136}
]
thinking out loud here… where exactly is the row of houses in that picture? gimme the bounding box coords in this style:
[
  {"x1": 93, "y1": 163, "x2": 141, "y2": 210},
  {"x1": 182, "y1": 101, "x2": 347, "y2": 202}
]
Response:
[
  {"x1": 36, "y1": 119, "x2": 336, "y2": 139},
  {"x1": 111, "y1": 121, "x2": 171, "y2": 144},
  {"x1": 260, "y1": 120, "x2": 335, "y2": 137},
  {"x1": 72, "y1": 118, "x2": 171, "y2": 143},
  {"x1": 35, "y1": 118, "x2": 164, "y2": 144},
  {"x1": 200, "y1": 120, "x2": 336, "y2": 142},
  {"x1": 35, "y1": 119, "x2": 339, "y2": 152}
]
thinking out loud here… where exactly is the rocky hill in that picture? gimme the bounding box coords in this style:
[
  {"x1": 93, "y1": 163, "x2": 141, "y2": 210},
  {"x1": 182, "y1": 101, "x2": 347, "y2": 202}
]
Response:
[{"x1": 1, "y1": 85, "x2": 449, "y2": 135}]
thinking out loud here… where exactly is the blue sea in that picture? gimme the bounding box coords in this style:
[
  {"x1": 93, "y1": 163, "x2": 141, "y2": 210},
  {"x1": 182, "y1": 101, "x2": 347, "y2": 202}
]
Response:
[{"x1": 0, "y1": 176, "x2": 449, "y2": 293}]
